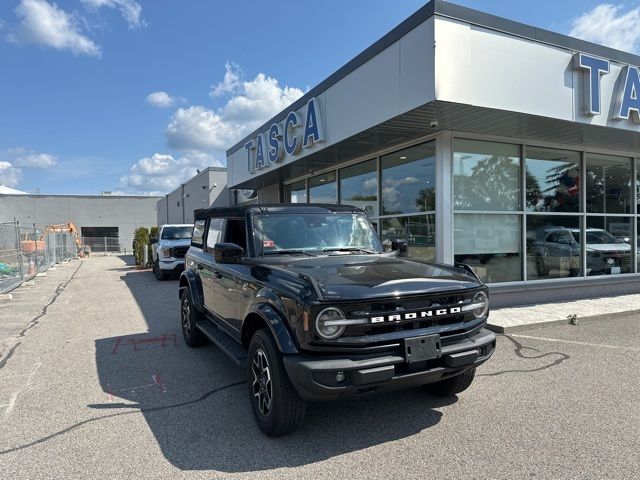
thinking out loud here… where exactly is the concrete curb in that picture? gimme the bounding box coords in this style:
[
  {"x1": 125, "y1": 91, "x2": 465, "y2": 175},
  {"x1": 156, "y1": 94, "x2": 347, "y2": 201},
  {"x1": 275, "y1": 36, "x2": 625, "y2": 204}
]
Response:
[{"x1": 487, "y1": 309, "x2": 640, "y2": 333}]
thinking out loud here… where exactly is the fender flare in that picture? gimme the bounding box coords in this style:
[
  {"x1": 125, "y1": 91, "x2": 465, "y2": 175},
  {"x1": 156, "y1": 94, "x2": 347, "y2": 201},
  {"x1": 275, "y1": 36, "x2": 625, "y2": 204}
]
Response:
[
  {"x1": 248, "y1": 303, "x2": 299, "y2": 354},
  {"x1": 178, "y1": 269, "x2": 204, "y2": 312}
]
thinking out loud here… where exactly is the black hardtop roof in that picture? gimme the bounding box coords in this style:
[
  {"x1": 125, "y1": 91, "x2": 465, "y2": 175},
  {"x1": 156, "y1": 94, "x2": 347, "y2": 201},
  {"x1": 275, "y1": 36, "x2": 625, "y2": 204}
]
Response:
[{"x1": 194, "y1": 203, "x2": 363, "y2": 221}]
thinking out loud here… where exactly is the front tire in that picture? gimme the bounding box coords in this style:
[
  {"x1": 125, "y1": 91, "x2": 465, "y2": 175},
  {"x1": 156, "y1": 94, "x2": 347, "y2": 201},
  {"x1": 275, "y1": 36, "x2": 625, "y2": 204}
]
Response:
[
  {"x1": 155, "y1": 260, "x2": 169, "y2": 281},
  {"x1": 180, "y1": 290, "x2": 206, "y2": 347},
  {"x1": 247, "y1": 329, "x2": 306, "y2": 436},
  {"x1": 427, "y1": 367, "x2": 476, "y2": 396}
]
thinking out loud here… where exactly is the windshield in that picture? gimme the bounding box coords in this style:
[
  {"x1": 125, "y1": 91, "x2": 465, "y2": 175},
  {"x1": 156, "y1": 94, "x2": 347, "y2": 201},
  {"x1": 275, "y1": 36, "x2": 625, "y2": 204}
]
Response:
[
  {"x1": 586, "y1": 230, "x2": 620, "y2": 244},
  {"x1": 161, "y1": 226, "x2": 193, "y2": 240},
  {"x1": 253, "y1": 213, "x2": 383, "y2": 255}
]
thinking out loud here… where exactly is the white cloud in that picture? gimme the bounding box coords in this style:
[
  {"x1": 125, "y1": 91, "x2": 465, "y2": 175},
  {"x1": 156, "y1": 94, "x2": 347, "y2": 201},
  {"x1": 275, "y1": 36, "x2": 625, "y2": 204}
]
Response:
[
  {"x1": 10, "y1": 0, "x2": 101, "y2": 57},
  {"x1": 0, "y1": 161, "x2": 23, "y2": 188},
  {"x1": 117, "y1": 152, "x2": 223, "y2": 195},
  {"x1": 147, "y1": 91, "x2": 182, "y2": 108},
  {"x1": 7, "y1": 148, "x2": 57, "y2": 168},
  {"x1": 119, "y1": 63, "x2": 304, "y2": 194},
  {"x1": 210, "y1": 62, "x2": 242, "y2": 97},
  {"x1": 81, "y1": 0, "x2": 144, "y2": 29},
  {"x1": 165, "y1": 106, "x2": 240, "y2": 152},
  {"x1": 569, "y1": 4, "x2": 640, "y2": 51},
  {"x1": 0, "y1": 148, "x2": 57, "y2": 188},
  {"x1": 166, "y1": 64, "x2": 304, "y2": 153}
]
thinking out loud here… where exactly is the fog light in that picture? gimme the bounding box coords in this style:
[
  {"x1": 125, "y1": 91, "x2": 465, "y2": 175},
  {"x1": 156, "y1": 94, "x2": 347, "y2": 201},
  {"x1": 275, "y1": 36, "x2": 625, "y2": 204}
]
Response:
[{"x1": 335, "y1": 371, "x2": 346, "y2": 383}]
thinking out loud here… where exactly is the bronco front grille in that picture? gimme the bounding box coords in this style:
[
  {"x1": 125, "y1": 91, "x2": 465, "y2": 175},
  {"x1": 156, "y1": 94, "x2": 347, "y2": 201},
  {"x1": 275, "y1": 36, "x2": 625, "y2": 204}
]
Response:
[{"x1": 331, "y1": 291, "x2": 481, "y2": 338}]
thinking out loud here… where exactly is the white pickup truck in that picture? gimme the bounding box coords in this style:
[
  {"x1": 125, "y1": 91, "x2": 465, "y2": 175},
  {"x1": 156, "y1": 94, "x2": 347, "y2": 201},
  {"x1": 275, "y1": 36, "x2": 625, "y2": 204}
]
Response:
[{"x1": 151, "y1": 224, "x2": 193, "y2": 280}]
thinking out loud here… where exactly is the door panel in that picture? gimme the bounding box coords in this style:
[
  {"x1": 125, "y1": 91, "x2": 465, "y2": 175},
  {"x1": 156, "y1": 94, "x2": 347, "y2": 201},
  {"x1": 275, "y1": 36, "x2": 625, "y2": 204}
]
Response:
[{"x1": 202, "y1": 218, "x2": 224, "y2": 314}]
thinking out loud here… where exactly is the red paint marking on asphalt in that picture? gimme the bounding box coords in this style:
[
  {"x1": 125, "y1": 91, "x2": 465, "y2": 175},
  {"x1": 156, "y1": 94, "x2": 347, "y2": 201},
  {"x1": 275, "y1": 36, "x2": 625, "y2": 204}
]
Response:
[
  {"x1": 152, "y1": 374, "x2": 166, "y2": 393},
  {"x1": 111, "y1": 333, "x2": 178, "y2": 355}
]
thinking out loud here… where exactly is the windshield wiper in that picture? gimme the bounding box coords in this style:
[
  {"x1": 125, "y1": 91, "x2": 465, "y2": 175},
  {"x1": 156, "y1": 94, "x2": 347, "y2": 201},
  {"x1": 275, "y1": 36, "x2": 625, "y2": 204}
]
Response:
[
  {"x1": 263, "y1": 249, "x2": 316, "y2": 257},
  {"x1": 322, "y1": 247, "x2": 375, "y2": 254}
]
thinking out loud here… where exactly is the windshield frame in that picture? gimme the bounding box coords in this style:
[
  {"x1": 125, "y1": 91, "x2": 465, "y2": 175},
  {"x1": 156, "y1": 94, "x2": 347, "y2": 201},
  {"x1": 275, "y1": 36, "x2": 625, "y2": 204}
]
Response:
[
  {"x1": 161, "y1": 225, "x2": 193, "y2": 240},
  {"x1": 250, "y1": 211, "x2": 384, "y2": 257}
]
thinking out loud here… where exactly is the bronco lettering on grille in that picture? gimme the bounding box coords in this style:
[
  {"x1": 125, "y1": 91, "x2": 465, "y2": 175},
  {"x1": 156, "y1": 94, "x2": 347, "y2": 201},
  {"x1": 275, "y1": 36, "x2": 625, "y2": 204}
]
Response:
[{"x1": 370, "y1": 307, "x2": 461, "y2": 324}]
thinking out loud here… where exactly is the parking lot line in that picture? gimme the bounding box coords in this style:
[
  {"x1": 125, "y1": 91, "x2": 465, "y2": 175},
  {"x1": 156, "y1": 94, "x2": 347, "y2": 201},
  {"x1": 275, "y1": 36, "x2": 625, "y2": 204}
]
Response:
[{"x1": 511, "y1": 334, "x2": 640, "y2": 352}]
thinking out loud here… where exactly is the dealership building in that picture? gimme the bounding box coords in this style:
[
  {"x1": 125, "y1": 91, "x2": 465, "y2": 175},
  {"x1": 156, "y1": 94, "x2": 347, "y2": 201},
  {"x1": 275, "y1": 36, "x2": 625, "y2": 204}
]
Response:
[{"x1": 226, "y1": 0, "x2": 640, "y2": 305}]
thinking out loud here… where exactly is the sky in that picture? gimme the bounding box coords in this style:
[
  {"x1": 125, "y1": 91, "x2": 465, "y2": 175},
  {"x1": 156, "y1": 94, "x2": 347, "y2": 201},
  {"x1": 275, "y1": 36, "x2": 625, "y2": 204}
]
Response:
[{"x1": 1, "y1": 0, "x2": 639, "y2": 195}]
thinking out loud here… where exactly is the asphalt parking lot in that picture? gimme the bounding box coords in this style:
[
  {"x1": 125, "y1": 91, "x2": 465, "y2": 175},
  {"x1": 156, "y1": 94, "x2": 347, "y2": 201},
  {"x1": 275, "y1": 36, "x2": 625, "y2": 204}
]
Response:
[{"x1": 0, "y1": 256, "x2": 638, "y2": 480}]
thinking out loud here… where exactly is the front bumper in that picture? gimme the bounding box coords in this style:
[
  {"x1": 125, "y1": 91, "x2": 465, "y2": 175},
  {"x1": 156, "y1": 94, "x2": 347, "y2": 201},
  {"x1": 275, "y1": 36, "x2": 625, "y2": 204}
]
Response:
[
  {"x1": 159, "y1": 259, "x2": 185, "y2": 271},
  {"x1": 283, "y1": 328, "x2": 496, "y2": 401}
]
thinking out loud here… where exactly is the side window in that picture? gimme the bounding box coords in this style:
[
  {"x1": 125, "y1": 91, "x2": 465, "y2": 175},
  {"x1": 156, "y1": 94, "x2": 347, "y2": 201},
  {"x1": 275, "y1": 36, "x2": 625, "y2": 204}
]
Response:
[
  {"x1": 224, "y1": 218, "x2": 247, "y2": 250},
  {"x1": 206, "y1": 218, "x2": 224, "y2": 249},
  {"x1": 191, "y1": 220, "x2": 205, "y2": 247}
]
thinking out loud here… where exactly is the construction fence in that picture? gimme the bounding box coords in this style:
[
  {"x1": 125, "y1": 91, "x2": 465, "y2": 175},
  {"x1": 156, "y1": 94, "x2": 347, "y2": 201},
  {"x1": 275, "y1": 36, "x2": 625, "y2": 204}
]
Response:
[
  {"x1": 81, "y1": 237, "x2": 135, "y2": 254},
  {"x1": 0, "y1": 221, "x2": 77, "y2": 295}
]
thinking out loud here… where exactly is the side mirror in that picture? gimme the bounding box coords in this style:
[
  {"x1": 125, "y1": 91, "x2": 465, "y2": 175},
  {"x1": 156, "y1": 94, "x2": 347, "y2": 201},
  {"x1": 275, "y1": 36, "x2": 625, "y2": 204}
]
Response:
[
  {"x1": 214, "y1": 243, "x2": 244, "y2": 264},
  {"x1": 150, "y1": 238, "x2": 158, "y2": 244},
  {"x1": 391, "y1": 240, "x2": 408, "y2": 257}
]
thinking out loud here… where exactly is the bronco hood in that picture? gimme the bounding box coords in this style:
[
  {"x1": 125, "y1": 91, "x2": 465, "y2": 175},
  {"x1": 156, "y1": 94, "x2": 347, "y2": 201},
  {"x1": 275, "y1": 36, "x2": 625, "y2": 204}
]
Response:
[{"x1": 274, "y1": 255, "x2": 481, "y2": 300}]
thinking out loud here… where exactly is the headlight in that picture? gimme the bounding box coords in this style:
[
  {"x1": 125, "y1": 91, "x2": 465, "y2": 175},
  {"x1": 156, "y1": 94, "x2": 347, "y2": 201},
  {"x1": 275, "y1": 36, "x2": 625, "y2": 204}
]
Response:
[
  {"x1": 162, "y1": 248, "x2": 171, "y2": 258},
  {"x1": 461, "y1": 291, "x2": 489, "y2": 318},
  {"x1": 315, "y1": 307, "x2": 347, "y2": 340}
]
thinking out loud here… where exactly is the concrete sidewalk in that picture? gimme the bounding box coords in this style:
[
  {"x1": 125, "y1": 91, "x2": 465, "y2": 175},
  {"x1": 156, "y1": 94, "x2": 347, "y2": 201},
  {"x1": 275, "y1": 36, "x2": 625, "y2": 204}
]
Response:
[{"x1": 488, "y1": 292, "x2": 640, "y2": 332}]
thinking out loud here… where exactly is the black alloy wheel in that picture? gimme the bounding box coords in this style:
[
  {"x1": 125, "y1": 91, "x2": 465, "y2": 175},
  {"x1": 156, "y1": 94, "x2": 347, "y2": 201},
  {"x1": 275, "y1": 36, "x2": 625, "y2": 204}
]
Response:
[
  {"x1": 247, "y1": 329, "x2": 306, "y2": 436},
  {"x1": 180, "y1": 290, "x2": 206, "y2": 347}
]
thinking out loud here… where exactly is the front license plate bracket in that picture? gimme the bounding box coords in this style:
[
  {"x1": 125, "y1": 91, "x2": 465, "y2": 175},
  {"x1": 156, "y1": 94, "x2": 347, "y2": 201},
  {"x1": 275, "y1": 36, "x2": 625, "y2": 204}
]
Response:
[{"x1": 404, "y1": 334, "x2": 441, "y2": 363}]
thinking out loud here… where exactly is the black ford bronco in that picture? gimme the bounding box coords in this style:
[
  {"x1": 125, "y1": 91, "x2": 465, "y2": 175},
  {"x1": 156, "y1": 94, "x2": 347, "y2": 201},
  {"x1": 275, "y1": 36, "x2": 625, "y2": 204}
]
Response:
[{"x1": 178, "y1": 204, "x2": 496, "y2": 436}]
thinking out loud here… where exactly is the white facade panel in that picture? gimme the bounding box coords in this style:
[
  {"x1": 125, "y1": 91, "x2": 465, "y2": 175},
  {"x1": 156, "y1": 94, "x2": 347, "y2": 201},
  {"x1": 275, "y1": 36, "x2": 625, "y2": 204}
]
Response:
[
  {"x1": 324, "y1": 43, "x2": 401, "y2": 142},
  {"x1": 399, "y1": 19, "x2": 436, "y2": 113},
  {"x1": 435, "y1": 17, "x2": 574, "y2": 122}
]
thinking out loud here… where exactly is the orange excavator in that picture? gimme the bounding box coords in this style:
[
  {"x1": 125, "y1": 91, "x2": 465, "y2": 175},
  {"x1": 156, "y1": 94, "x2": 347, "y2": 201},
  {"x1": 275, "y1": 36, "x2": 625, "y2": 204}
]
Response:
[{"x1": 20, "y1": 222, "x2": 84, "y2": 257}]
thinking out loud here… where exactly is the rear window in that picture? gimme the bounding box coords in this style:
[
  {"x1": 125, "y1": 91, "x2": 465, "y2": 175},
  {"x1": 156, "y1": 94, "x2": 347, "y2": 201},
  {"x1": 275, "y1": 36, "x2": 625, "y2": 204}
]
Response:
[{"x1": 191, "y1": 220, "x2": 205, "y2": 247}]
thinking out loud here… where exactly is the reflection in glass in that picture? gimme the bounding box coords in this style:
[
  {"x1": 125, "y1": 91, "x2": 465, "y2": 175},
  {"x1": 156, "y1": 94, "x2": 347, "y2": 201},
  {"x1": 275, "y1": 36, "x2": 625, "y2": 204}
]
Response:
[
  {"x1": 526, "y1": 215, "x2": 581, "y2": 280},
  {"x1": 582, "y1": 217, "x2": 632, "y2": 275},
  {"x1": 586, "y1": 154, "x2": 631, "y2": 214},
  {"x1": 454, "y1": 214, "x2": 521, "y2": 283},
  {"x1": 381, "y1": 142, "x2": 435, "y2": 215},
  {"x1": 309, "y1": 172, "x2": 337, "y2": 203},
  {"x1": 340, "y1": 159, "x2": 378, "y2": 218},
  {"x1": 381, "y1": 215, "x2": 435, "y2": 262},
  {"x1": 453, "y1": 140, "x2": 521, "y2": 211},
  {"x1": 286, "y1": 180, "x2": 307, "y2": 203},
  {"x1": 526, "y1": 148, "x2": 581, "y2": 212}
]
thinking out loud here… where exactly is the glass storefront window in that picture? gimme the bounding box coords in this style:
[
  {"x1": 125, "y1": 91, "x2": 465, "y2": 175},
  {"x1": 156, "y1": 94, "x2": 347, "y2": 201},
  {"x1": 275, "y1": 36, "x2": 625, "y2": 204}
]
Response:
[
  {"x1": 309, "y1": 172, "x2": 337, "y2": 203},
  {"x1": 453, "y1": 140, "x2": 521, "y2": 211},
  {"x1": 381, "y1": 215, "x2": 435, "y2": 262},
  {"x1": 583, "y1": 217, "x2": 632, "y2": 275},
  {"x1": 586, "y1": 154, "x2": 631, "y2": 214},
  {"x1": 454, "y1": 214, "x2": 521, "y2": 283},
  {"x1": 526, "y1": 148, "x2": 581, "y2": 213},
  {"x1": 340, "y1": 159, "x2": 378, "y2": 218},
  {"x1": 526, "y1": 215, "x2": 582, "y2": 280},
  {"x1": 381, "y1": 142, "x2": 435, "y2": 215},
  {"x1": 286, "y1": 180, "x2": 307, "y2": 203}
]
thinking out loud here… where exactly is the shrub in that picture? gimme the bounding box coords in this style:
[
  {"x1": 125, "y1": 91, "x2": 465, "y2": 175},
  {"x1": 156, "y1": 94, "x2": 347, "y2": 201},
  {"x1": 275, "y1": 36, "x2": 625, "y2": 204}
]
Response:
[{"x1": 133, "y1": 227, "x2": 150, "y2": 266}]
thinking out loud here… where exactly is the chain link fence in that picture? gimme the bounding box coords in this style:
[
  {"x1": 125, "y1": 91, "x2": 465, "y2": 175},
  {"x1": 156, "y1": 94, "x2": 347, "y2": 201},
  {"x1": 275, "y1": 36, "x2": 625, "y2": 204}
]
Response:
[
  {"x1": 0, "y1": 221, "x2": 78, "y2": 294},
  {"x1": 81, "y1": 237, "x2": 134, "y2": 254}
]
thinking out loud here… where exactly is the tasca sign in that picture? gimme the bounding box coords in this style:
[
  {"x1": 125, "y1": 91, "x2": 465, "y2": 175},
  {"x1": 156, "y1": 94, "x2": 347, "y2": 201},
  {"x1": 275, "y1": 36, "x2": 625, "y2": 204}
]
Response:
[
  {"x1": 575, "y1": 53, "x2": 640, "y2": 121},
  {"x1": 243, "y1": 98, "x2": 324, "y2": 174}
]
